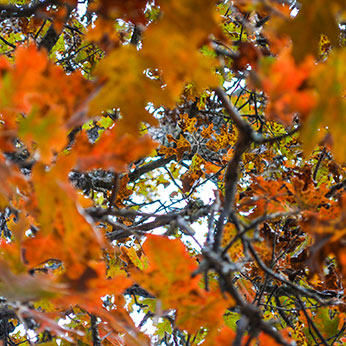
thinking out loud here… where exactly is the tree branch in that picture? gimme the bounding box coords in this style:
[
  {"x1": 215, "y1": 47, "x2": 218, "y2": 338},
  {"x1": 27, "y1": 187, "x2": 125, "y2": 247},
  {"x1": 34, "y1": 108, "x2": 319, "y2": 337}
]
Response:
[
  {"x1": 89, "y1": 314, "x2": 101, "y2": 346},
  {"x1": 128, "y1": 155, "x2": 175, "y2": 182},
  {"x1": 0, "y1": 0, "x2": 58, "y2": 19}
]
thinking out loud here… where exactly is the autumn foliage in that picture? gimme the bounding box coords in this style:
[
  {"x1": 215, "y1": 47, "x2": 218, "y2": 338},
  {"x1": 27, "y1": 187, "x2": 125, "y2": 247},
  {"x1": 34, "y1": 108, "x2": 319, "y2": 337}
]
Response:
[{"x1": 0, "y1": 0, "x2": 345, "y2": 345}]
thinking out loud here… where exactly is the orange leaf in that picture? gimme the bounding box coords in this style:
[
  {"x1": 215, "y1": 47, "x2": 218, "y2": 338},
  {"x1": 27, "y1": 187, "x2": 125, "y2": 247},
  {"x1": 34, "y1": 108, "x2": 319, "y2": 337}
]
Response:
[
  {"x1": 74, "y1": 129, "x2": 157, "y2": 172},
  {"x1": 255, "y1": 47, "x2": 316, "y2": 125},
  {"x1": 88, "y1": 45, "x2": 161, "y2": 134},
  {"x1": 55, "y1": 262, "x2": 132, "y2": 311},
  {"x1": 25, "y1": 155, "x2": 105, "y2": 278},
  {"x1": 132, "y1": 235, "x2": 233, "y2": 334},
  {"x1": 0, "y1": 44, "x2": 92, "y2": 162}
]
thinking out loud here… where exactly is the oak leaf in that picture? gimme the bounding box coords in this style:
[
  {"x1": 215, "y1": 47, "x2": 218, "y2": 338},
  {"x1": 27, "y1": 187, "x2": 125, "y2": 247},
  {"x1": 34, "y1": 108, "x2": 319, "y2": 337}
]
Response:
[
  {"x1": 24, "y1": 156, "x2": 104, "y2": 278},
  {"x1": 0, "y1": 260, "x2": 61, "y2": 302},
  {"x1": 74, "y1": 129, "x2": 157, "y2": 172},
  {"x1": 159, "y1": 134, "x2": 191, "y2": 162},
  {"x1": 88, "y1": 45, "x2": 162, "y2": 134},
  {"x1": 141, "y1": 0, "x2": 220, "y2": 101},
  {"x1": 132, "y1": 235, "x2": 232, "y2": 334},
  {"x1": 277, "y1": 0, "x2": 344, "y2": 62},
  {"x1": 0, "y1": 44, "x2": 92, "y2": 162},
  {"x1": 255, "y1": 47, "x2": 316, "y2": 125},
  {"x1": 302, "y1": 49, "x2": 346, "y2": 162}
]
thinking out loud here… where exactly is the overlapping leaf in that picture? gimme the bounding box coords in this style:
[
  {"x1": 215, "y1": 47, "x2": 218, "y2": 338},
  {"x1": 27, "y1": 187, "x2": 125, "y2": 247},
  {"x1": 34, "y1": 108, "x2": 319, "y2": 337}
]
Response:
[
  {"x1": 88, "y1": 45, "x2": 162, "y2": 134},
  {"x1": 140, "y1": 0, "x2": 220, "y2": 101},
  {"x1": 0, "y1": 45, "x2": 92, "y2": 162},
  {"x1": 254, "y1": 47, "x2": 316, "y2": 125},
  {"x1": 277, "y1": 0, "x2": 344, "y2": 62},
  {"x1": 132, "y1": 235, "x2": 233, "y2": 334},
  {"x1": 302, "y1": 49, "x2": 346, "y2": 162},
  {"x1": 73, "y1": 128, "x2": 157, "y2": 172},
  {"x1": 24, "y1": 155, "x2": 104, "y2": 278}
]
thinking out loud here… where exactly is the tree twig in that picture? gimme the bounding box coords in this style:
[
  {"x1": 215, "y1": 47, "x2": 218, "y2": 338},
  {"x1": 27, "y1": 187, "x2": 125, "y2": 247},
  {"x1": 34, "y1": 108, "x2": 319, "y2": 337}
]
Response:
[
  {"x1": 89, "y1": 314, "x2": 101, "y2": 346},
  {"x1": 0, "y1": 0, "x2": 57, "y2": 19},
  {"x1": 128, "y1": 155, "x2": 175, "y2": 182},
  {"x1": 296, "y1": 296, "x2": 330, "y2": 346}
]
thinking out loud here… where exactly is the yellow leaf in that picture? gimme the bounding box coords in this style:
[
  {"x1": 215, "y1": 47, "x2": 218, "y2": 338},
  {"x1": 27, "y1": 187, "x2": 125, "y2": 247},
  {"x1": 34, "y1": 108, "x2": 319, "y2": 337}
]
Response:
[
  {"x1": 140, "y1": 0, "x2": 220, "y2": 100},
  {"x1": 277, "y1": 0, "x2": 344, "y2": 62},
  {"x1": 302, "y1": 49, "x2": 346, "y2": 161},
  {"x1": 89, "y1": 45, "x2": 162, "y2": 134}
]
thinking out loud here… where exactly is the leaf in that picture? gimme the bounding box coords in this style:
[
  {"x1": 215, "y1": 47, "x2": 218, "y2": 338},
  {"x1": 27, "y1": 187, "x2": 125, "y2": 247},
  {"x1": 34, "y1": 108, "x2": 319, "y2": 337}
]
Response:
[
  {"x1": 85, "y1": 17, "x2": 119, "y2": 49},
  {"x1": 0, "y1": 44, "x2": 92, "y2": 162},
  {"x1": 231, "y1": 42, "x2": 260, "y2": 71},
  {"x1": 302, "y1": 48, "x2": 346, "y2": 161},
  {"x1": 277, "y1": 0, "x2": 344, "y2": 62},
  {"x1": 257, "y1": 331, "x2": 287, "y2": 345},
  {"x1": 73, "y1": 128, "x2": 157, "y2": 172},
  {"x1": 132, "y1": 235, "x2": 233, "y2": 334},
  {"x1": 211, "y1": 327, "x2": 236, "y2": 345},
  {"x1": 0, "y1": 155, "x2": 28, "y2": 208},
  {"x1": 24, "y1": 155, "x2": 104, "y2": 278},
  {"x1": 159, "y1": 134, "x2": 191, "y2": 161},
  {"x1": 132, "y1": 235, "x2": 199, "y2": 299},
  {"x1": 222, "y1": 223, "x2": 243, "y2": 261},
  {"x1": 140, "y1": 0, "x2": 220, "y2": 100},
  {"x1": 206, "y1": 125, "x2": 237, "y2": 151},
  {"x1": 120, "y1": 246, "x2": 145, "y2": 270},
  {"x1": 2, "y1": 2, "x2": 346, "y2": 346},
  {"x1": 95, "y1": 307, "x2": 151, "y2": 346},
  {"x1": 175, "y1": 288, "x2": 232, "y2": 335},
  {"x1": 313, "y1": 308, "x2": 341, "y2": 339},
  {"x1": 178, "y1": 113, "x2": 197, "y2": 133},
  {"x1": 239, "y1": 177, "x2": 293, "y2": 218},
  {"x1": 254, "y1": 47, "x2": 316, "y2": 125},
  {"x1": 18, "y1": 106, "x2": 67, "y2": 163},
  {"x1": 24, "y1": 309, "x2": 81, "y2": 342},
  {"x1": 201, "y1": 124, "x2": 214, "y2": 139},
  {"x1": 0, "y1": 260, "x2": 61, "y2": 302},
  {"x1": 300, "y1": 308, "x2": 343, "y2": 345},
  {"x1": 142, "y1": 28, "x2": 219, "y2": 101},
  {"x1": 55, "y1": 262, "x2": 132, "y2": 311},
  {"x1": 88, "y1": 45, "x2": 162, "y2": 134},
  {"x1": 93, "y1": 0, "x2": 148, "y2": 23}
]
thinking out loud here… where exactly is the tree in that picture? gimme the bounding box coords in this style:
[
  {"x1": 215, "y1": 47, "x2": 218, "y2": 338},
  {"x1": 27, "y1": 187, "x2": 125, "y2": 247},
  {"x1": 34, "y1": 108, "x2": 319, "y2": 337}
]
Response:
[{"x1": 0, "y1": 0, "x2": 345, "y2": 345}]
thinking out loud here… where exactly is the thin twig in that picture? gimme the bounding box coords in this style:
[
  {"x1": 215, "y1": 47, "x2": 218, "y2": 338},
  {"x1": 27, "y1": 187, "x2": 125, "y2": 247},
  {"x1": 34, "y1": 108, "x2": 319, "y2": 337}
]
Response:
[
  {"x1": 176, "y1": 216, "x2": 202, "y2": 248},
  {"x1": 325, "y1": 179, "x2": 346, "y2": 198},
  {"x1": 215, "y1": 87, "x2": 256, "y2": 139},
  {"x1": 107, "y1": 173, "x2": 120, "y2": 209},
  {"x1": 222, "y1": 211, "x2": 297, "y2": 256},
  {"x1": 296, "y1": 296, "x2": 330, "y2": 346},
  {"x1": 247, "y1": 242, "x2": 334, "y2": 304},
  {"x1": 0, "y1": 35, "x2": 15, "y2": 48},
  {"x1": 89, "y1": 314, "x2": 101, "y2": 346},
  {"x1": 313, "y1": 147, "x2": 326, "y2": 182},
  {"x1": 258, "y1": 125, "x2": 300, "y2": 144},
  {"x1": 128, "y1": 155, "x2": 176, "y2": 182},
  {"x1": 201, "y1": 247, "x2": 293, "y2": 346}
]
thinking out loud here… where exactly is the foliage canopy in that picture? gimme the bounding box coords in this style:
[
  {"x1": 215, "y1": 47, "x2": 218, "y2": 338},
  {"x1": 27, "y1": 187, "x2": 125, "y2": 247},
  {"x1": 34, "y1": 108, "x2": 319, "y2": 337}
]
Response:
[{"x1": 0, "y1": 0, "x2": 345, "y2": 345}]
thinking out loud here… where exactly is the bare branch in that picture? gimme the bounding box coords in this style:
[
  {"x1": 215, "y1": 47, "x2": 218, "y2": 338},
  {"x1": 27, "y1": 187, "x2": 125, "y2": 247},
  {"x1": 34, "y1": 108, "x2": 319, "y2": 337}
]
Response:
[
  {"x1": 128, "y1": 155, "x2": 176, "y2": 182},
  {"x1": 213, "y1": 136, "x2": 249, "y2": 250},
  {"x1": 215, "y1": 87, "x2": 256, "y2": 139}
]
